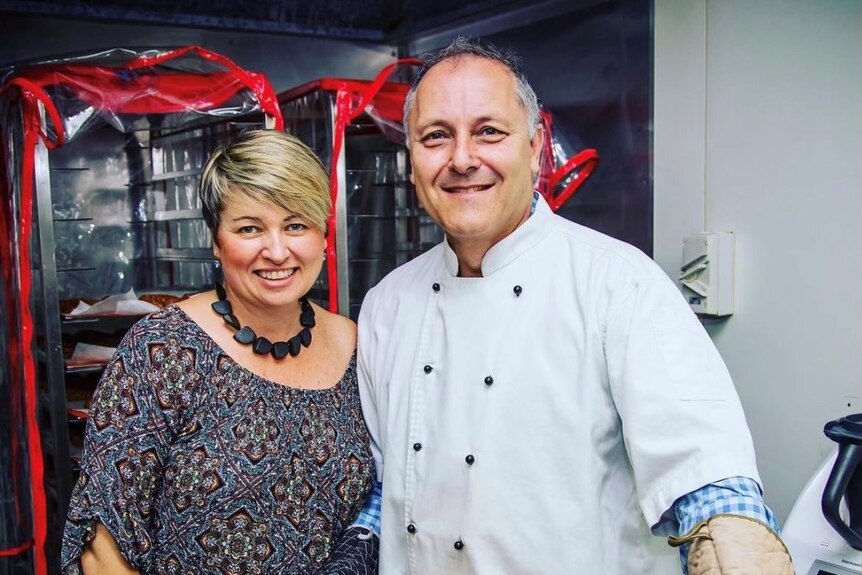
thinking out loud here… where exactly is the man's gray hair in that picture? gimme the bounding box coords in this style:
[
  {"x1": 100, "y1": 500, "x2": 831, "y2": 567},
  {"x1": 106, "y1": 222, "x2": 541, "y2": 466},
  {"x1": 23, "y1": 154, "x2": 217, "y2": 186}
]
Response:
[{"x1": 403, "y1": 36, "x2": 541, "y2": 140}]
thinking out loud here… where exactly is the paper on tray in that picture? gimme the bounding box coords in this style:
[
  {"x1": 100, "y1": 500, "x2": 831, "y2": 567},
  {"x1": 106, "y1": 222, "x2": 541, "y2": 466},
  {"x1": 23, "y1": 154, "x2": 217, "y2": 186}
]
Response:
[
  {"x1": 69, "y1": 301, "x2": 92, "y2": 315},
  {"x1": 66, "y1": 289, "x2": 159, "y2": 317},
  {"x1": 68, "y1": 342, "x2": 117, "y2": 366}
]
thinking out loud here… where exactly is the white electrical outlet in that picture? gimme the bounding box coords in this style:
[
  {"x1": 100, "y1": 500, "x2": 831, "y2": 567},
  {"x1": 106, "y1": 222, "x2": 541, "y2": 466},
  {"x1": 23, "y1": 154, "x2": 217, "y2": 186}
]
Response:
[{"x1": 679, "y1": 232, "x2": 735, "y2": 316}]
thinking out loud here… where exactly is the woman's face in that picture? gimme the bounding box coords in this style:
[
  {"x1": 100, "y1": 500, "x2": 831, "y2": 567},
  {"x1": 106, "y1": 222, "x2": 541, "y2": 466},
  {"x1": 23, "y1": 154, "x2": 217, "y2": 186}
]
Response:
[{"x1": 213, "y1": 193, "x2": 325, "y2": 315}]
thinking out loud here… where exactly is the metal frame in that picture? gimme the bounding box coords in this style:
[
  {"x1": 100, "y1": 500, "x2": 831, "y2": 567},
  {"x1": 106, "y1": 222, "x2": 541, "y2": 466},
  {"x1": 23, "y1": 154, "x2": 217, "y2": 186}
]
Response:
[
  {"x1": 32, "y1": 138, "x2": 73, "y2": 549},
  {"x1": 332, "y1": 97, "x2": 351, "y2": 315}
]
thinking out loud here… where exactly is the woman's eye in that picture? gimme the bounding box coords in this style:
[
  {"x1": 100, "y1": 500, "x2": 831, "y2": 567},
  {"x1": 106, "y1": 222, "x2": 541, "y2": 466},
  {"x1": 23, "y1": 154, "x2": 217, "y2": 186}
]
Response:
[
  {"x1": 286, "y1": 223, "x2": 307, "y2": 232},
  {"x1": 238, "y1": 225, "x2": 259, "y2": 234}
]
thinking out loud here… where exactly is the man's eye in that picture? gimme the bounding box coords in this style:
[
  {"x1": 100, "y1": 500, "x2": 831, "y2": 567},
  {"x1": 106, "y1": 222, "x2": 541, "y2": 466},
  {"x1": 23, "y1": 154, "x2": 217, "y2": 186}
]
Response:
[
  {"x1": 422, "y1": 131, "x2": 447, "y2": 142},
  {"x1": 480, "y1": 127, "x2": 502, "y2": 136}
]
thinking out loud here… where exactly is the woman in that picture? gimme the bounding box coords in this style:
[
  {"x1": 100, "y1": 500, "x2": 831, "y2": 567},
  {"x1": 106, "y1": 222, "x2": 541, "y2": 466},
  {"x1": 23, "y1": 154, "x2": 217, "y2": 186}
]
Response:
[{"x1": 61, "y1": 130, "x2": 377, "y2": 574}]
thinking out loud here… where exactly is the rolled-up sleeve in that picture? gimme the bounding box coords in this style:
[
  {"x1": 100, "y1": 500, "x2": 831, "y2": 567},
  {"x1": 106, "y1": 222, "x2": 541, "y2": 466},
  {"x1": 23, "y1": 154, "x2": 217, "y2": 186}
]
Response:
[{"x1": 603, "y1": 275, "x2": 761, "y2": 528}]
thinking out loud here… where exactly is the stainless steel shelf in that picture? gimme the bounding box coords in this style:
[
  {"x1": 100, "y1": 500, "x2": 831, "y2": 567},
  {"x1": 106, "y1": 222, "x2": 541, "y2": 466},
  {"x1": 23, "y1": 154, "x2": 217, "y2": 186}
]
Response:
[
  {"x1": 393, "y1": 208, "x2": 429, "y2": 217},
  {"x1": 64, "y1": 363, "x2": 106, "y2": 375},
  {"x1": 128, "y1": 168, "x2": 203, "y2": 186},
  {"x1": 57, "y1": 267, "x2": 97, "y2": 273},
  {"x1": 155, "y1": 247, "x2": 213, "y2": 261},
  {"x1": 130, "y1": 211, "x2": 206, "y2": 224},
  {"x1": 152, "y1": 208, "x2": 203, "y2": 221},
  {"x1": 150, "y1": 168, "x2": 202, "y2": 181}
]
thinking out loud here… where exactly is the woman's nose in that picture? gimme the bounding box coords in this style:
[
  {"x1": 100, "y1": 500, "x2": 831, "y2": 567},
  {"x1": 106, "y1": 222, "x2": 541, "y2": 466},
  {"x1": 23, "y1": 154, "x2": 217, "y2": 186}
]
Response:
[{"x1": 262, "y1": 232, "x2": 290, "y2": 261}]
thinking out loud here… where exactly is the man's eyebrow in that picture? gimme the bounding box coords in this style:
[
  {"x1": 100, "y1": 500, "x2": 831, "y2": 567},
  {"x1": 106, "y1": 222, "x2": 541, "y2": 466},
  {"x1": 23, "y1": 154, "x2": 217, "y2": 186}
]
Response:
[
  {"x1": 474, "y1": 115, "x2": 506, "y2": 126},
  {"x1": 415, "y1": 115, "x2": 507, "y2": 133},
  {"x1": 413, "y1": 118, "x2": 452, "y2": 133}
]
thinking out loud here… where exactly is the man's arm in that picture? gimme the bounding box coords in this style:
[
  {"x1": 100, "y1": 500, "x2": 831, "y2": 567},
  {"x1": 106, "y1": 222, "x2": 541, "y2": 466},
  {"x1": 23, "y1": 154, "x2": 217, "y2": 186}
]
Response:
[
  {"x1": 601, "y1": 270, "x2": 792, "y2": 574},
  {"x1": 351, "y1": 481, "x2": 382, "y2": 536},
  {"x1": 666, "y1": 477, "x2": 793, "y2": 575}
]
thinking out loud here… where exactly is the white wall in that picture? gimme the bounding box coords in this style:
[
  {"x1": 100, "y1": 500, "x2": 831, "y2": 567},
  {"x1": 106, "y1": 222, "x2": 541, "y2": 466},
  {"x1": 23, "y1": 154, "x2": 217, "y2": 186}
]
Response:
[{"x1": 655, "y1": 0, "x2": 862, "y2": 523}]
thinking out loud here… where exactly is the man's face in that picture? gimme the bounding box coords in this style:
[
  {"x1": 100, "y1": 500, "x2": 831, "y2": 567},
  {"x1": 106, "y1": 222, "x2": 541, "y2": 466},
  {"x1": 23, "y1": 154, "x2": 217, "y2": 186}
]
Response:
[{"x1": 407, "y1": 56, "x2": 544, "y2": 254}]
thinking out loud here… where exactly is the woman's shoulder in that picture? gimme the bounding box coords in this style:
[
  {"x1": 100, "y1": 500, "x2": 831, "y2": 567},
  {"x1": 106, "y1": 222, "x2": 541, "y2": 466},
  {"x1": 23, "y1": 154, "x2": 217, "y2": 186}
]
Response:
[
  {"x1": 113, "y1": 305, "x2": 214, "y2": 368},
  {"x1": 125, "y1": 304, "x2": 200, "y2": 341},
  {"x1": 312, "y1": 303, "x2": 357, "y2": 360}
]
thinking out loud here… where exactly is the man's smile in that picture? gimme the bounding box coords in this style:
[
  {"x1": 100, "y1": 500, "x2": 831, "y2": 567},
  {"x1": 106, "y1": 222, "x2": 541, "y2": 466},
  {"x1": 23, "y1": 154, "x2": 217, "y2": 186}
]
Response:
[{"x1": 441, "y1": 184, "x2": 494, "y2": 193}]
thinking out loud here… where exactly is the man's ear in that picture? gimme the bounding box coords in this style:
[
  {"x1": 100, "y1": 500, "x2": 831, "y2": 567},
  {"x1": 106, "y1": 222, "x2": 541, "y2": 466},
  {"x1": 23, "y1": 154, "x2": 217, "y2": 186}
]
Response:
[{"x1": 530, "y1": 121, "x2": 545, "y2": 178}]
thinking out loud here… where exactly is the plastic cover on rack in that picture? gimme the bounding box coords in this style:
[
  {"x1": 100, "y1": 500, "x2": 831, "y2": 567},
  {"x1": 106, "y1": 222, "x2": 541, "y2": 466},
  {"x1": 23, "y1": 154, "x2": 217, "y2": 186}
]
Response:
[
  {"x1": 0, "y1": 45, "x2": 282, "y2": 574},
  {"x1": 362, "y1": 81, "x2": 412, "y2": 145},
  {"x1": 346, "y1": 59, "x2": 419, "y2": 147},
  {"x1": 536, "y1": 109, "x2": 599, "y2": 212},
  {"x1": 278, "y1": 58, "x2": 420, "y2": 312},
  {"x1": 0, "y1": 46, "x2": 282, "y2": 144}
]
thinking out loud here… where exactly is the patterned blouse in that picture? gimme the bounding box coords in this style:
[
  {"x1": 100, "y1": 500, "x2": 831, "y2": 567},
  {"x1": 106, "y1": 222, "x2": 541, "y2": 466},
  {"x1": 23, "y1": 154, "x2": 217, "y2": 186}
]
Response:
[{"x1": 61, "y1": 306, "x2": 375, "y2": 575}]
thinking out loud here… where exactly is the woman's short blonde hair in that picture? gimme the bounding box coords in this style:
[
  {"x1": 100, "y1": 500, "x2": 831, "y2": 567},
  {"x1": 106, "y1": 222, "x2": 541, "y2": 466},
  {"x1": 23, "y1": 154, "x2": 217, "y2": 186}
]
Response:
[{"x1": 199, "y1": 130, "x2": 330, "y2": 237}]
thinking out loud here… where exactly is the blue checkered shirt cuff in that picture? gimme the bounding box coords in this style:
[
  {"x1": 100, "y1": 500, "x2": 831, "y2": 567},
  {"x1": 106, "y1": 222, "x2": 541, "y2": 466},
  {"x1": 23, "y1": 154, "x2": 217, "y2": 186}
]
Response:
[
  {"x1": 672, "y1": 476, "x2": 779, "y2": 574},
  {"x1": 350, "y1": 481, "x2": 382, "y2": 535}
]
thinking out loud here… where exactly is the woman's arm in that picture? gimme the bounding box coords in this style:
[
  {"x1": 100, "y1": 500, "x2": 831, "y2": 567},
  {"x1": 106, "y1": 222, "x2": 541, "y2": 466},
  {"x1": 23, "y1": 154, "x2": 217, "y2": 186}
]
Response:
[
  {"x1": 62, "y1": 317, "x2": 178, "y2": 574},
  {"x1": 80, "y1": 523, "x2": 140, "y2": 575}
]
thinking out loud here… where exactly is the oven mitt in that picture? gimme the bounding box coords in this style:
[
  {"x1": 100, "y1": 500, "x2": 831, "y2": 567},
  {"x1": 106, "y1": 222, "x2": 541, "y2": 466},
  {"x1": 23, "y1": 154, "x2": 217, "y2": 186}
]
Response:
[{"x1": 667, "y1": 514, "x2": 795, "y2": 575}]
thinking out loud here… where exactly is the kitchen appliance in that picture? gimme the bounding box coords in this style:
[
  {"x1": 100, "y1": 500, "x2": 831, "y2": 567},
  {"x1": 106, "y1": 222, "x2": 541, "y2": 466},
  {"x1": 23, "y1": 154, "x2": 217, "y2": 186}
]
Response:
[{"x1": 784, "y1": 413, "x2": 862, "y2": 575}]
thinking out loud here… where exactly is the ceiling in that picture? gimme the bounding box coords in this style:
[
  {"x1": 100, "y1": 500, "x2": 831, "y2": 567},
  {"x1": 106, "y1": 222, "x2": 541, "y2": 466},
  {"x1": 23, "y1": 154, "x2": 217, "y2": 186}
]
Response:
[{"x1": 0, "y1": 0, "x2": 543, "y2": 42}]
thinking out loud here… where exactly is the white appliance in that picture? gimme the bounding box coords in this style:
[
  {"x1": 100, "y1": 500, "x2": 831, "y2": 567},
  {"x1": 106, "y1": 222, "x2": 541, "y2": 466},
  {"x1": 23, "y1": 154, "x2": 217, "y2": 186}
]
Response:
[{"x1": 784, "y1": 414, "x2": 862, "y2": 575}]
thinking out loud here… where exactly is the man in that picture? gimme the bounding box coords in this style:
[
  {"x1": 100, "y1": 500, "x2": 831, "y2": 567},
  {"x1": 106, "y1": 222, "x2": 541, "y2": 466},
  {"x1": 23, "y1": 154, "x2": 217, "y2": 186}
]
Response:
[{"x1": 357, "y1": 37, "x2": 793, "y2": 574}]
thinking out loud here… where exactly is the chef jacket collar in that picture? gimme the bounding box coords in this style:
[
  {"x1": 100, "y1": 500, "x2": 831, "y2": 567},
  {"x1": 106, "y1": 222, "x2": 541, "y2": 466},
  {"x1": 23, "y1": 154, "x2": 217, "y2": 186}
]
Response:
[{"x1": 442, "y1": 192, "x2": 555, "y2": 277}]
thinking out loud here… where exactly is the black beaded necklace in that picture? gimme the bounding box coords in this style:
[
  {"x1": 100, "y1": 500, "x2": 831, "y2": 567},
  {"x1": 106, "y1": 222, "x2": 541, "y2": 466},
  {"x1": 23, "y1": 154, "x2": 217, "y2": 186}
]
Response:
[{"x1": 211, "y1": 283, "x2": 315, "y2": 359}]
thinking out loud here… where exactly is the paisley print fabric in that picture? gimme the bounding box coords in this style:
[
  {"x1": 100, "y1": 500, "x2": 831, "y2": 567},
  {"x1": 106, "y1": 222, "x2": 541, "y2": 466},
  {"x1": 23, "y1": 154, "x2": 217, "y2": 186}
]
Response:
[{"x1": 61, "y1": 306, "x2": 374, "y2": 574}]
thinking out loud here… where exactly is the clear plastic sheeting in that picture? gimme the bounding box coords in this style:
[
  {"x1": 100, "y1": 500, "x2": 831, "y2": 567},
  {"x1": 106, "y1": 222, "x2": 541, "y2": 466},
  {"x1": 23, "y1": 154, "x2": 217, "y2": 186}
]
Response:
[
  {"x1": 279, "y1": 58, "x2": 421, "y2": 313},
  {"x1": 0, "y1": 46, "x2": 282, "y2": 143},
  {"x1": 0, "y1": 45, "x2": 282, "y2": 575},
  {"x1": 362, "y1": 81, "x2": 412, "y2": 145},
  {"x1": 536, "y1": 109, "x2": 599, "y2": 212}
]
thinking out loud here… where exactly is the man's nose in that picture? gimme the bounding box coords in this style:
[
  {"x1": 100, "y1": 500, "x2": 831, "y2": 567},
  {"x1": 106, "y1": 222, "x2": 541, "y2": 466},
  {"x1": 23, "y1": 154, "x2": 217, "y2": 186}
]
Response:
[{"x1": 448, "y1": 135, "x2": 480, "y2": 173}]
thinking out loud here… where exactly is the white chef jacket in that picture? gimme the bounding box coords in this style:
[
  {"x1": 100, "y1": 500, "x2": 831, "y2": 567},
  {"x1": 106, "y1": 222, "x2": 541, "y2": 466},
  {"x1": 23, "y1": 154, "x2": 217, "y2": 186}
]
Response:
[{"x1": 357, "y1": 195, "x2": 761, "y2": 575}]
